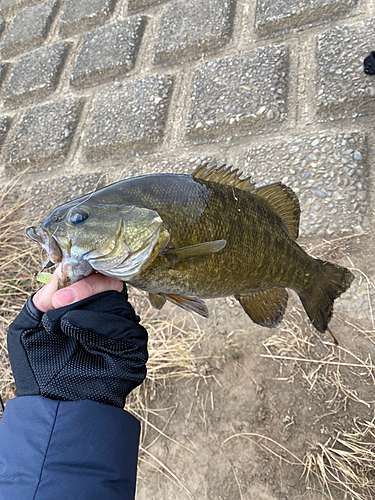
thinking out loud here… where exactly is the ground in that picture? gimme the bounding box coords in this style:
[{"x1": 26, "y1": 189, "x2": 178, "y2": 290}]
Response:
[
  {"x1": 1, "y1": 179, "x2": 374, "y2": 500},
  {"x1": 127, "y1": 234, "x2": 375, "y2": 500}
]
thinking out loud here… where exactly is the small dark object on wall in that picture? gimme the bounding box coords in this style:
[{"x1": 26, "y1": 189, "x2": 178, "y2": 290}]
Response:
[{"x1": 364, "y1": 51, "x2": 375, "y2": 75}]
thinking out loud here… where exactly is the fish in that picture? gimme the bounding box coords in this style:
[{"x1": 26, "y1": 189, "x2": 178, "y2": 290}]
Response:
[{"x1": 27, "y1": 163, "x2": 354, "y2": 340}]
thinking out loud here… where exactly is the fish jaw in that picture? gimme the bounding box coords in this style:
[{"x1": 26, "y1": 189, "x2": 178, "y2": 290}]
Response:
[
  {"x1": 27, "y1": 225, "x2": 92, "y2": 288},
  {"x1": 27, "y1": 226, "x2": 63, "y2": 264},
  {"x1": 56, "y1": 256, "x2": 93, "y2": 289}
]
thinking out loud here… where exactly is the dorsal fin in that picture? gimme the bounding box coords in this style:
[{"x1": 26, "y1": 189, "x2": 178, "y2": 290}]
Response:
[
  {"x1": 191, "y1": 163, "x2": 255, "y2": 193},
  {"x1": 254, "y1": 182, "x2": 301, "y2": 240}
]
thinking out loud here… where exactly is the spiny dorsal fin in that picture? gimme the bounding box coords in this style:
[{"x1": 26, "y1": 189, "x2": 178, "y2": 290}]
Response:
[
  {"x1": 254, "y1": 183, "x2": 301, "y2": 240},
  {"x1": 191, "y1": 163, "x2": 255, "y2": 193}
]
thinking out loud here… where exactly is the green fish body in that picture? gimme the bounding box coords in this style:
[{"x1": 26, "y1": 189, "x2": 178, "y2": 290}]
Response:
[{"x1": 27, "y1": 164, "x2": 354, "y2": 336}]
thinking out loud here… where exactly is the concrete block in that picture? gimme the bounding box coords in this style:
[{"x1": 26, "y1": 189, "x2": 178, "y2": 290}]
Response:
[
  {"x1": 256, "y1": 0, "x2": 357, "y2": 34},
  {"x1": 4, "y1": 43, "x2": 69, "y2": 107},
  {"x1": 316, "y1": 19, "x2": 375, "y2": 115},
  {"x1": 153, "y1": 0, "x2": 235, "y2": 64},
  {"x1": 0, "y1": 0, "x2": 42, "y2": 15},
  {"x1": 1, "y1": 0, "x2": 59, "y2": 57},
  {"x1": 244, "y1": 132, "x2": 369, "y2": 237},
  {"x1": 187, "y1": 44, "x2": 288, "y2": 141},
  {"x1": 127, "y1": 0, "x2": 168, "y2": 13},
  {"x1": 70, "y1": 17, "x2": 146, "y2": 88},
  {"x1": 9, "y1": 98, "x2": 83, "y2": 167},
  {"x1": 0, "y1": 63, "x2": 8, "y2": 85},
  {"x1": 85, "y1": 75, "x2": 173, "y2": 158},
  {"x1": 59, "y1": 0, "x2": 117, "y2": 36},
  {"x1": 0, "y1": 116, "x2": 10, "y2": 148}
]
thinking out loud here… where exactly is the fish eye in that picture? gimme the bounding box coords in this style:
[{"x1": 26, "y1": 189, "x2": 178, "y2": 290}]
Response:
[{"x1": 70, "y1": 209, "x2": 89, "y2": 226}]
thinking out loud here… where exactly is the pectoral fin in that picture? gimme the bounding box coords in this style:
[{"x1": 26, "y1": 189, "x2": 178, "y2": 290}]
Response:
[
  {"x1": 163, "y1": 293, "x2": 209, "y2": 318},
  {"x1": 149, "y1": 293, "x2": 167, "y2": 310},
  {"x1": 163, "y1": 240, "x2": 226, "y2": 270},
  {"x1": 236, "y1": 288, "x2": 288, "y2": 327}
]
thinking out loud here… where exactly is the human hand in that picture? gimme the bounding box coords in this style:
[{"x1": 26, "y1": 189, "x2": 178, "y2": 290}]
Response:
[
  {"x1": 7, "y1": 269, "x2": 148, "y2": 408},
  {"x1": 32, "y1": 269, "x2": 123, "y2": 312}
]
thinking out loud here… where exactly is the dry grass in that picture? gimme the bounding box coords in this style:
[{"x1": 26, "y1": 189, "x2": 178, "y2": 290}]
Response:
[
  {"x1": 2, "y1": 179, "x2": 375, "y2": 498},
  {"x1": 222, "y1": 308, "x2": 375, "y2": 499},
  {"x1": 125, "y1": 299, "x2": 203, "y2": 496},
  {"x1": 259, "y1": 257, "x2": 375, "y2": 500},
  {"x1": 0, "y1": 173, "x2": 42, "y2": 402},
  {"x1": 304, "y1": 420, "x2": 375, "y2": 500},
  {"x1": 0, "y1": 176, "x2": 203, "y2": 496}
]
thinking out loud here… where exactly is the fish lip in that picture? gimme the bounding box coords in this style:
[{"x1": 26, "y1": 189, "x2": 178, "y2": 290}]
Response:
[
  {"x1": 56, "y1": 255, "x2": 93, "y2": 289},
  {"x1": 26, "y1": 226, "x2": 63, "y2": 264},
  {"x1": 49, "y1": 235, "x2": 63, "y2": 263},
  {"x1": 26, "y1": 226, "x2": 45, "y2": 244}
]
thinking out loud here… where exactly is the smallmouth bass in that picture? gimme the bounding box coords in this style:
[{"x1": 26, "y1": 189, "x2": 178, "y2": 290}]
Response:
[{"x1": 27, "y1": 163, "x2": 354, "y2": 340}]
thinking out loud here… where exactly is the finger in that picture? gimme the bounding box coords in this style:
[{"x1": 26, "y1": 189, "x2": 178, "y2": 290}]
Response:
[
  {"x1": 32, "y1": 270, "x2": 59, "y2": 312},
  {"x1": 51, "y1": 273, "x2": 123, "y2": 309}
]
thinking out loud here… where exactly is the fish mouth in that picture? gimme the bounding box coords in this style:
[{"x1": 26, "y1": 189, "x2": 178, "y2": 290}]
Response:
[
  {"x1": 27, "y1": 226, "x2": 90, "y2": 288},
  {"x1": 27, "y1": 226, "x2": 63, "y2": 264}
]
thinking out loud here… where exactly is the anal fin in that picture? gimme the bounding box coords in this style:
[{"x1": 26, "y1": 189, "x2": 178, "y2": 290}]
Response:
[
  {"x1": 236, "y1": 288, "x2": 288, "y2": 327},
  {"x1": 162, "y1": 293, "x2": 209, "y2": 318},
  {"x1": 149, "y1": 293, "x2": 166, "y2": 310}
]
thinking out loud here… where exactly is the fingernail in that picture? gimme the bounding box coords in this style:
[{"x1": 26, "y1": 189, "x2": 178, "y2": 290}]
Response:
[{"x1": 53, "y1": 288, "x2": 78, "y2": 307}]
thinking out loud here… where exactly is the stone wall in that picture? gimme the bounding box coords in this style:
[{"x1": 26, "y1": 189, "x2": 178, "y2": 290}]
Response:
[{"x1": 0, "y1": 0, "x2": 373, "y2": 238}]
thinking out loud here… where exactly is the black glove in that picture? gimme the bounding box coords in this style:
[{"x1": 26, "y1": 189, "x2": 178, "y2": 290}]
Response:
[{"x1": 7, "y1": 289, "x2": 148, "y2": 408}]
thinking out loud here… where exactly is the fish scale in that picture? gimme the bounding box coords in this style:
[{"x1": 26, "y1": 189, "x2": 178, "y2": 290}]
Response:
[{"x1": 27, "y1": 164, "x2": 354, "y2": 341}]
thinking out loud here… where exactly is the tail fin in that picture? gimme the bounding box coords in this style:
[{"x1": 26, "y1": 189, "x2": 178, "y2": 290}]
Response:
[{"x1": 299, "y1": 259, "x2": 354, "y2": 333}]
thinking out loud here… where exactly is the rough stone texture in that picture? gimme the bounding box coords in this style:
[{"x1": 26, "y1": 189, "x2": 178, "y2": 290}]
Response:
[
  {"x1": 70, "y1": 17, "x2": 146, "y2": 88},
  {"x1": 0, "y1": 0, "x2": 41, "y2": 14},
  {"x1": 59, "y1": 0, "x2": 117, "y2": 36},
  {"x1": 336, "y1": 278, "x2": 375, "y2": 326},
  {"x1": 0, "y1": 63, "x2": 8, "y2": 86},
  {"x1": 29, "y1": 173, "x2": 107, "y2": 220},
  {"x1": 9, "y1": 98, "x2": 83, "y2": 167},
  {"x1": 1, "y1": 0, "x2": 59, "y2": 57},
  {"x1": 136, "y1": 156, "x2": 217, "y2": 176},
  {"x1": 85, "y1": 75, "x2": 173, "y2": 158},
  {"x1": 153, "y1": 0, "x2": 235, "y2": 64},
  {"x1": 127, "y1": 0, "x2": 168, "y2": 13},
  {"x1": 0, "y1": 116, "x2": 11, "y2": 147},
  {"x1": 0, "y1": 0, "x2": 20, "y2": 9},
  {"x1": 3, "y1": 43, "x2": 69, "y2": 107},
  {"x1": 255, "y1": 0, "x2": 357, "y2": 34},
  {"x1": 316, "y1": 19, "x2": 375, "y2": 115},
  {"x1": 244, "y1": 132, "x2": 368, "y2": 237},
  {"x1": 187, "y1": 44, "x2": 288, "y2": 141}
]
